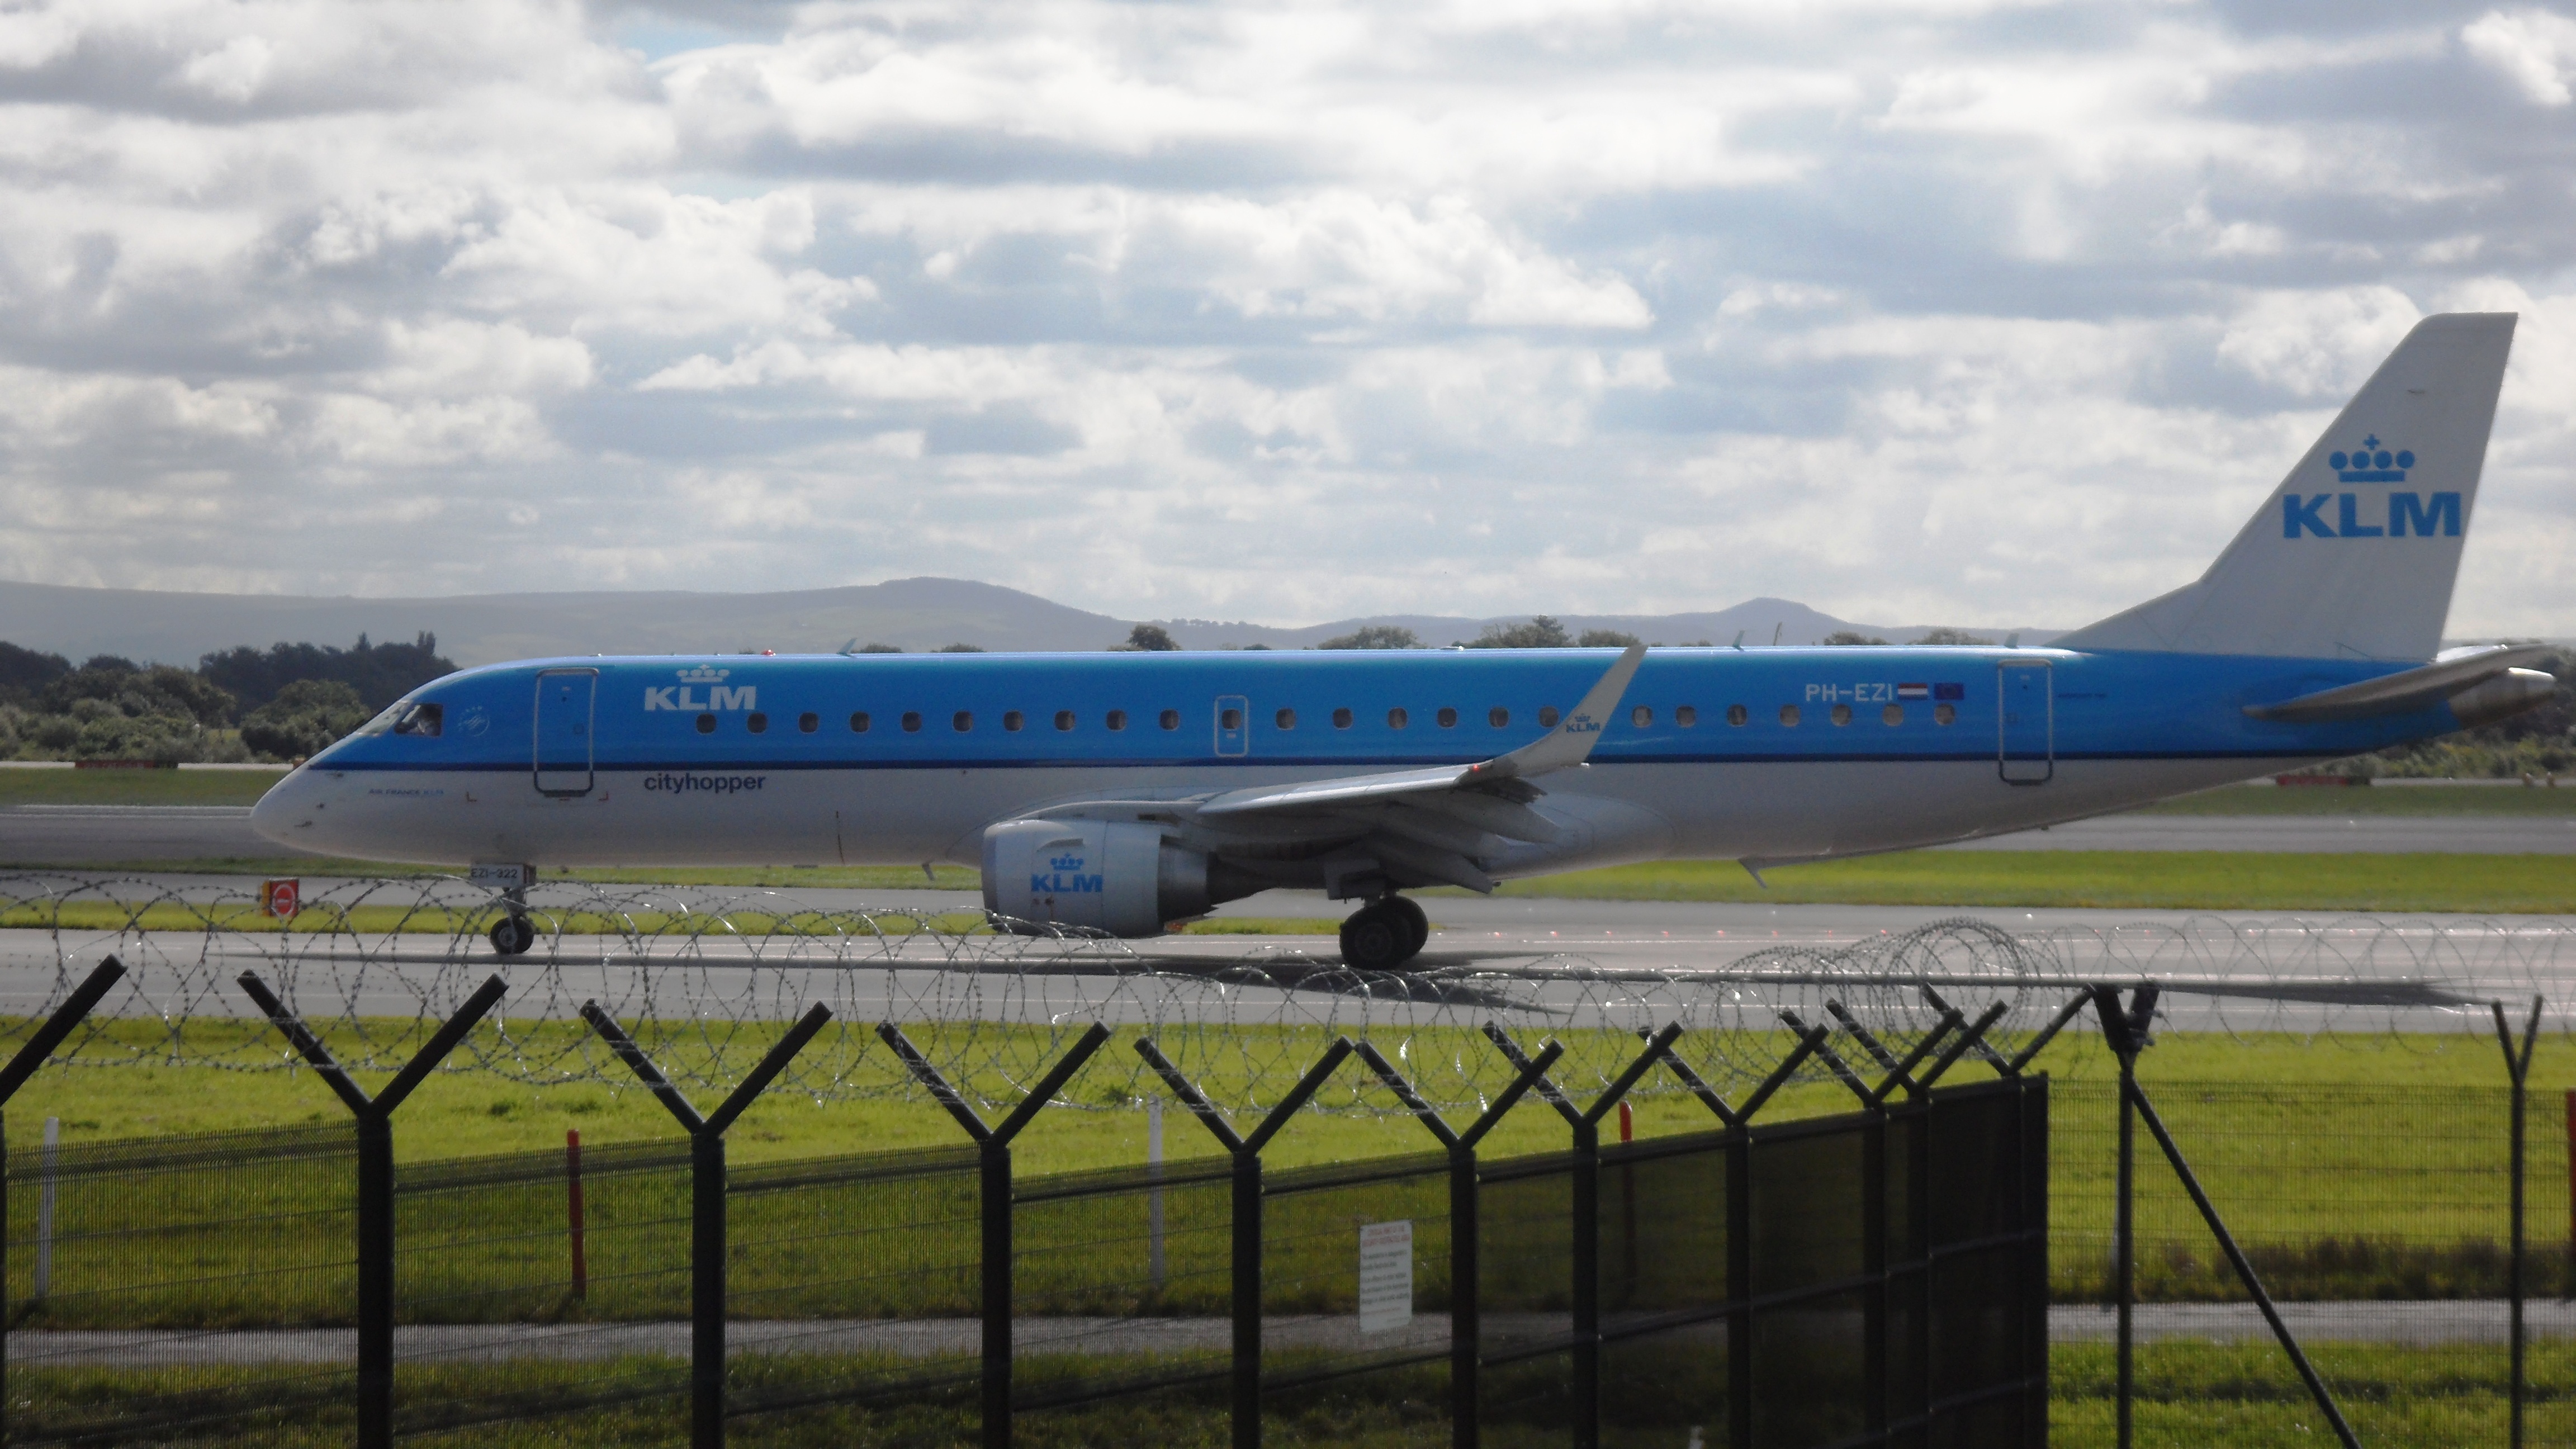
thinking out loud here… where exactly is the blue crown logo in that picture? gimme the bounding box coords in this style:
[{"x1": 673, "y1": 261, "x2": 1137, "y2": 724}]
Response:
[
  {"x1": 1049, "y1": 854, "x2": 1085, "y2": 871},
  {"x1": 2329, "y1": 435, "x2": 2412, "y2": 483}
]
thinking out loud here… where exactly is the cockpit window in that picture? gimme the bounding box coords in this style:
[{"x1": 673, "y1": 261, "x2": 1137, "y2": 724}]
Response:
[{"x1": 356, "y1": 700, "x2": 443, "y2": 737}]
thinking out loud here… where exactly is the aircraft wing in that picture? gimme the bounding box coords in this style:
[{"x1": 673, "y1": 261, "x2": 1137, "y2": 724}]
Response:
[{"x1": 1196, "y1": 642, "x2": 1646, "y2": 817}]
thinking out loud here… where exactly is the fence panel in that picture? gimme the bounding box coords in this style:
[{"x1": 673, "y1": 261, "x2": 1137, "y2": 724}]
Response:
[
  {"x1": 1010, "y1": 1157, "x2": 1236, "y2": 1436},
  {"x1": 5, "y1": 1123, "x2": 359, "y2": 1446},
  {"x1": 1597, "y1": 1127, "x2": 1732, "y2": 1449},
  {"x1": 390, "y1": 1138, "x2": 692, "y2": 1440},
  {"x1": 1475, "y1": 1147, "x2": 1579, "y2": 1444},
  {"x1": 1259, "y1": 1151, "x2": 1452, "y2": 1447},
  {"x1": 2053, "y1": 1077, "x2": 2550, "y2": 1448},
  {"x1": 726, "y1": 1144, "x2": 984, "y2": 1440}
]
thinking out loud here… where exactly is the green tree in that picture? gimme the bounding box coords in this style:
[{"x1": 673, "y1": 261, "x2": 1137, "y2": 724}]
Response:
[
  {"x1": 1317, "y1": 625, "x2": 1423, "y2": 650},
  {"x1": 240, "y1": 679, "x2": 372, "y2": 761},
  {"x1": 1121, "y1": 624, "x2": 1182, "y2": 651},
  {"x1": 1821, "y1": 631, "x2": 1890, "y2": 646},
  {"x1": 1466, "y1": 616, "x2": 1572, "y2": 649},
  {"x1": 1576, "y1": 628, "x2": 1644, "y2": 648},
  {"x1": 935, "y1": 643, "x2": 988, "y2": 653},
  {"x1": 1910, "y1": 627, "x2": 1995, "y2": 646}
]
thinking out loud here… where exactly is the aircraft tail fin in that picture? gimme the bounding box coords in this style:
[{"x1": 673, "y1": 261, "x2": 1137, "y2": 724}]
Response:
[{"x1": 2054, "y1": 312, "x2": 2515, "y2": 661}]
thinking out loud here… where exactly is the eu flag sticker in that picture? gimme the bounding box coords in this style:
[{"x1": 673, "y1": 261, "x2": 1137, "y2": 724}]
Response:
[
  {"x1": 1933, "y1": 683, "x2": 1966, "y2": 702},
  {"x1": 1897, "y1": 683, "x2": 1930, "y2": 700}
]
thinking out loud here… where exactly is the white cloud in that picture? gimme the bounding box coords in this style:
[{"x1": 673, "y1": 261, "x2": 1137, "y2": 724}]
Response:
[{"x1": 2464, "y1": 9, "x2": 2576, "y2": 105}]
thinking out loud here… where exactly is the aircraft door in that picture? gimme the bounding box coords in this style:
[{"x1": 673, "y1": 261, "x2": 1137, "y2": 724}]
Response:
[
  {"x1": 1214, "y1": 695, "x2": 1249, "y2": 756},
  {"x1": 534, "y1": 669, "x2": 598, "y2": 797},
  {"x1": 1996, "y1": 660, "x2": 2053, "y2": 785}
]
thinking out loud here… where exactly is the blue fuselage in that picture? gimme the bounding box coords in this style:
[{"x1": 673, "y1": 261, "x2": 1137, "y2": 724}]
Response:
[{"x1": 252, "y1": 647, "x2": 2463, "y2": 873}]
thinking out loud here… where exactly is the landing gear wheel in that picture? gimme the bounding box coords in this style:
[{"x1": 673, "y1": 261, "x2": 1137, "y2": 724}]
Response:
[
  {"x1": 1338, "y1": 901, "x2": 1424, "y2": 970},
  {"x1": 1384, "y1": 896, "x2": 1429, "y2": 958},
  {"x1": 489, "y1": 915, "x2": 536, "y2": 958}
]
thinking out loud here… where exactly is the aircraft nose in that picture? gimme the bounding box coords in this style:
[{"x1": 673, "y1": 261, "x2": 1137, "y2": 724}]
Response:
[{"x1": 248, "y1": 769, "x2": 325, "y2": 850}]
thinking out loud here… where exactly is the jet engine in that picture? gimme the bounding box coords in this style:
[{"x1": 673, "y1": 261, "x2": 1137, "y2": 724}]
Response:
[{"x1": 981, "y1": 819, "x2": 1261, "y2": 936}]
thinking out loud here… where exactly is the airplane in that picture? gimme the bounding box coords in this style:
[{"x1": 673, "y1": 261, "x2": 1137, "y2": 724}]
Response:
[{"x1": 251, "y1": 312, "x2": 2558, "y2": 968}]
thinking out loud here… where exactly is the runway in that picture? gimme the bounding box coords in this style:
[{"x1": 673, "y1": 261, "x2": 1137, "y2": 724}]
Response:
[{"x1": 3, "y1": 803, "x2": 2573, "y2": 870}]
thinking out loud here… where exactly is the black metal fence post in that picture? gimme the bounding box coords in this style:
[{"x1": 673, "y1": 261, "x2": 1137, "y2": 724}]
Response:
[
  {"x1": 2494, "y1": 995, "x2": 2544, "y2": 1449},
  {"x1": 1349, "y1": 1035, "x2": 1562, "y2": 1449},
  {"x1": 879, "y1": 1020, "x2": 1111, "y2": 1449},
  {"x1": 1137, "y1": 1035, "x2": 1355, "y2": 1449},
  {"x1": 236, "y1": 969, "x2": 509, "y2": 1449},
  {"x1": 584, "y1": 1001, "x2": 835, "y2": 1449},
  {"x1": 0, "y1": 956, "x2": 127, "y2": 1447}
]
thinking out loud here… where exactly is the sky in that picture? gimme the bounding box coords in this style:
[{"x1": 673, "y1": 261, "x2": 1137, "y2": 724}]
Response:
[{"x1": 1, "y1": 0, "x2": 2571, "y2": 636}]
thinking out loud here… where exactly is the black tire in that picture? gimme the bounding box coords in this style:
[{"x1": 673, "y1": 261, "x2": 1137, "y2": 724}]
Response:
[
  {"x1": 1383, "y1": 896, "x2": 1429, "y2": 957},
  {"x1": 489, "y1": 915, "x2": 536, "y2": 958},
  {"x1": 1338, "y1": 905, "x2": 1409, "y2": 970}
]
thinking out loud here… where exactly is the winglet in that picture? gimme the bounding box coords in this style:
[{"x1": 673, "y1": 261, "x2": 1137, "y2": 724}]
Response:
[{"x1": 1472, "y1": 643, "x2": 1646, "y2": 782}]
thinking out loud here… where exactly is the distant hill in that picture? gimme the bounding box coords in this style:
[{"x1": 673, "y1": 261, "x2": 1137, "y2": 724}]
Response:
[{"x1": 0, "y1": 576, "x2": 2061, "y2": 668}]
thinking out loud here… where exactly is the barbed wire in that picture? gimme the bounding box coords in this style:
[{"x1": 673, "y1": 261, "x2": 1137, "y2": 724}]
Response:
[{"x1": 0, "y1": 872, "x2": 2565, "y2": 1115}]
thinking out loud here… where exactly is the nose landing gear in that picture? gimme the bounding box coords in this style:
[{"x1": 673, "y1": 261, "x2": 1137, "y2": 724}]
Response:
[{"x1": 1338, "y1": 895, "x2": 1430, "y2": 970}]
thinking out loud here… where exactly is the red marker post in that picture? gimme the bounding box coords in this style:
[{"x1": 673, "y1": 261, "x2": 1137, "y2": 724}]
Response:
[
  {"x1": 567, "y1": 1129, "x2": 588, "y2": 1300},
  {"x1": 258, "y1": 879, "x2": 300, "y2": 920}
]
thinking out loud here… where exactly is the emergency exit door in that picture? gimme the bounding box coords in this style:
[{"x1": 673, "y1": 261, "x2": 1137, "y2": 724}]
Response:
[
  {"x1": 534, "y1": 669, "x2": 597, "y2": 797},
  {"x1": 1997, "y1": 660, "x2": 2053, "y2": 785}
]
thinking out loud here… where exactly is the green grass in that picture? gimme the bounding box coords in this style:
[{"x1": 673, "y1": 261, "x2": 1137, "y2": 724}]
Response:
[
  {"x1": 2052, "y1": 1341, "x2": 2576, "y2": 1448},
  {"x1": 1431, "y1": 851, "x2": 2576, "y2": 912},
  {"x1": 2137, "y1": 783, "x2": 2576, "y2": 816},
  {"x1": 0, "y1": 766, "x2": 285, "y2": 806}
]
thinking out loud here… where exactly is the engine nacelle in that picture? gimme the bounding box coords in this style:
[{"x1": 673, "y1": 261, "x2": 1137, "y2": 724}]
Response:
[
  {"x1": 2450, "y1": 667, "x2": 2559, "y2": 730},
  {"x1": 982, "y1": 819, "x2": 1254, "y2": 936}
]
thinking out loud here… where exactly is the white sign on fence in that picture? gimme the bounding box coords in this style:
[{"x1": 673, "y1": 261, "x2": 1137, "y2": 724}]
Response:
[{"x1": 1357, "y1": 1220, "x2": 1413, "y2": 1334}]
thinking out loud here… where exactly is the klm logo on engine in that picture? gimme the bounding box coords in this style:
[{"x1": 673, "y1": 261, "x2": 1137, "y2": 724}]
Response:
[
  {"x1": 643, "y1": 666, "x2": 757, "y2": 712},
  {"x1": 1034, "y1": 853, "x2": 1104, "y2": 895},
  {"x1": 2284, "y1": 435, "x2": 2458, "y2": 539}
]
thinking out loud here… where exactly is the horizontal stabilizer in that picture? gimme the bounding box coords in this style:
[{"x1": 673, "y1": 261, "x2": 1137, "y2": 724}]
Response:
[{"x1": 2244, "y1": 643, "x2": 2558, "y2": 722}]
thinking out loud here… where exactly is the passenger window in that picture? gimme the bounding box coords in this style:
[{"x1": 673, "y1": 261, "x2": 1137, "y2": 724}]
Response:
[
  {"x1": 1437, "y1": 707, "x2": 1458, "y2": 728},
  {"x1": 1489, "y1": 707, "x2": 1508, "y2": 727},
  {"x1": 697, "y1": 713, "x2": 717, "y2": 734},
  {"x1": 1220, "y1": 707, "x2": 1242, "y2": 730},
  {"x1": 1055, "y1": 711, "x2": 1076, "y2": 731},
  {"x1": 1004, "y1": 711, "x2": 1024, "y2": 731},
  {"x1": 1779, "y1": 705, "x2": 1800, "y2": 726},
  {"x1": 1159, "y1": 709, "x2": 1180, "y2": 730},
  {"x1": 1631, "y1": 705, "x2": 1652, "y2": 727},
  {"x1": 1276, "y1": 708, "x2": 1296, "y2": 728},
  {"x1": 1830, "y1": 704, "x2": 1852, "y2": 726},
  {"x1": 1388, "y1": 707, "x2": 1408, "y2": 729},
  {"x1": 1726, "y1": 704, "x2": 1748, "y2": 727},
  {"x1": 1333, "y1": 708, "x2": 1353, "y2": 728},
  {"x1": 902, "y1": 712, "x2": 922, "y2": 732},
  {"x1": 1538, "y1": 706, "x2": 1559, "y2": 727},
  {"x1": 850, "y1": 712, "x2": 871, "y2": 732},
  {"x1": 1882, "y1": 704, "x2": 1903, "y2": 726},
  {"x1": 953, "y1": 711, "x2": 973, "y2": 732},
  {"x1": 1934, "y1": 703, "x2": 1957, "y2": 726},
  {"x1": 392, "y1": 703, "x2": 443, "y2": 737},
  {"x1": 747, "y1": 712, "x2": 769, "y2": 734},
  {"x1": 1107, "y1": 709, "x2": 1128, "y2": 731},
  {"x1": 1675, "y1": 705, "x2": 1697, "y2": 727},
  {"x1": 797, "y1": 712, "x2": 818, "y2": 733}
]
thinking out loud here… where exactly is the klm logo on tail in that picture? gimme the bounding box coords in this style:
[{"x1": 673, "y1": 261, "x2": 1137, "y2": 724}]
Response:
[{"x1": 2285, "y1": 435, "x2": 2459, "y2": 539}]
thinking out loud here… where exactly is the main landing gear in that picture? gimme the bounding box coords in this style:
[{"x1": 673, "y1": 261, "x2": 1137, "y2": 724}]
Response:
[{"x1": 1338, "y1": 895, "x2": 1429, "y2": 970}]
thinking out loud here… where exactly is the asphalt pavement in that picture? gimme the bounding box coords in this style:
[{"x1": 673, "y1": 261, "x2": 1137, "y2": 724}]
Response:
[{"x1": 3, "y1": 803, "x2": 2573, "y2": 869}]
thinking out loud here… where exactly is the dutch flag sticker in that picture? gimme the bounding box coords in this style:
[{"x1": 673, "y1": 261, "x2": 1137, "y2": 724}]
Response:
[{"x1": 1897, "y1": 683, "x2": 1930, "y2": 700}]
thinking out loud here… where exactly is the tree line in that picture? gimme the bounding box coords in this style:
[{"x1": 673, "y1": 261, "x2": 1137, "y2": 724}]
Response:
[{"x1": 0, "y1": 634, "x2": 456, "y2": 764}]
